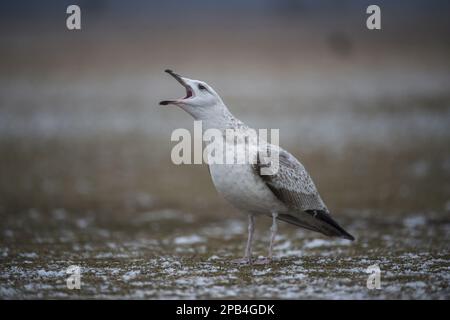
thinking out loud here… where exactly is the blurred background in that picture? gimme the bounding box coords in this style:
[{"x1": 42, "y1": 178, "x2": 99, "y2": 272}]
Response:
[{"x1": 0, "y1": 0, "x2": 449, "y2": 299}]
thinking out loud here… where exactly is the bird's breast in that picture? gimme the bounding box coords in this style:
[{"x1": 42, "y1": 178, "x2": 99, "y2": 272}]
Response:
[{"x1": 208, "y1": 162, "x2": 286, "y2": 215}]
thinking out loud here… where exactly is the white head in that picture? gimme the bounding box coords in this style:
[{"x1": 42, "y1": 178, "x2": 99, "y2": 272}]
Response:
[{"x1": 160, "y1": 70, "x2": 231, "y2": 124}]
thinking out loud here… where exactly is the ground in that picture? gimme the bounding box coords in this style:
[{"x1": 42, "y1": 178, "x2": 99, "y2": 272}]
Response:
[{"x1": 1, "y1": 204, "x2": 449, "y2": 299}]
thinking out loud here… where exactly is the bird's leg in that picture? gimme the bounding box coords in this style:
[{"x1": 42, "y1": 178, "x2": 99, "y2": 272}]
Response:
[
  {"x1": 268, "y1": 212, "x2": 278, "y2": 259},
  {"x1": 245, "y1": 214, "x2": 255, "y2": 262},
  {"x1": 255, "y1": 212, "x2": 278, "y2": 265},
  {"x1": 232, "y1": 214, "x2": 255, "y2": 265}
]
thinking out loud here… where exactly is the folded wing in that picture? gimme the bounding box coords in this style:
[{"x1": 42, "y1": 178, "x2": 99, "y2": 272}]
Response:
[{"x1": 253, "y1": 147, "x2": 354, "y2": 240}]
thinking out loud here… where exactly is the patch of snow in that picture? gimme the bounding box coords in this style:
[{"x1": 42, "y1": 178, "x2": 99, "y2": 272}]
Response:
[
  {"x1": 275, "y1": 241, "x2": 292, "y2": 250},
  {"x1": 36, "y1": 269, "x2": 65, "y2": 278},
  {"x1": 253, "y1": 269, "x2": 271, "y2": 276},
  {"x1": 0, "y1": 248, "x2": 9, "y2": 257},
  {"x1": 405, "y1": 281, "x2": 427, "y2": 289},
  {"x1": 175, "y1": 276, "x2": 215, "y2": 287},
  {"x1": 283, "y1": 249, "x2": 303, "y2": 257},
  {"x1": 0, "y1": 287, "x2": 17, "y2": 297},
  {"x1": 122, "y1": 270, "x2": 141, "y2": 281},
  {"x1": 174, "y1": 235, "x2": 205, "y2": 245},
  {"x1": 76, "y1": 218, "x2": 90, "y2": 229},
  {"x1": 403, "y1": 215, "x2": 427, "y2": 228},
  {"x1": 19, "y1": 252, "x2": 38, "y2": 259},
  {"x1": 52, "y1": 208, "x2": 68, "y2": 220},
  {"x1": 303, "y1": 238, "x2": 351, "y2": 249}
]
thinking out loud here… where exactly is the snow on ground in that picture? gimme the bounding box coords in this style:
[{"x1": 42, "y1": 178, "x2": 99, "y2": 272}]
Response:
[{"x1": 0, "y1": 211, "x2": 448, "y2": 299}]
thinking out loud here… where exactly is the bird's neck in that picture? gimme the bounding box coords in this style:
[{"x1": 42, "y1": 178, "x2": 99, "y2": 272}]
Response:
[{"x1": 201, "y1": 103, "x2": 247, "y2": 132}]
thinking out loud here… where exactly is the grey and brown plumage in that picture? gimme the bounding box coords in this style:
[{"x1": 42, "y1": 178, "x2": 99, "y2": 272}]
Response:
[
  {"x1": 254, "y1": 148, "x2": 354, "y2": 240},
  {"x1": 160, "y1": 69, "x2": 354, "y2": 264}
]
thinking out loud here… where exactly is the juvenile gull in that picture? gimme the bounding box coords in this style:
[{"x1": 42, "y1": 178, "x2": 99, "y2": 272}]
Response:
[{"x1": 160, "y1": 69, "x2": 354, "y2": 264}]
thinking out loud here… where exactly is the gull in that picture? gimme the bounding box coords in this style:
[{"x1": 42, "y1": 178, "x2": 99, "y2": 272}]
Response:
[{"x1": 160, "y1": 69, "x2": 354, "y2": 264}]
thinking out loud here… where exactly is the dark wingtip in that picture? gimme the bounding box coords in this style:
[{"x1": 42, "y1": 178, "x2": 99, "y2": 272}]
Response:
[
  {"x1": 306, "y1": 209, "x2": 355, "y2": 241},
  {"x1": 159, "y1": 100, "x2": 169, "y2": 105},
  {"x1": 342, "y1": 233, "x2": 355, "y2": 241},
  {"x1": 165, "y1": 69, "x2": 173, "y2": 74}
]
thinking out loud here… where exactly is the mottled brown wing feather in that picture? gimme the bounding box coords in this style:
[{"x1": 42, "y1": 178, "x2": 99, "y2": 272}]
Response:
[
  {"x1": 254, "y1": 148, "x2": 328, "y2": 212},
  {"x1": 253, "y1": 147, "x2": 354, "y2": 240}
]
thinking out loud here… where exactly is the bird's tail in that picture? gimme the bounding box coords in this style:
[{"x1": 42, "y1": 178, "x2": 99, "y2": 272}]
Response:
[{"x1": 278, "y1": 210, "x2": 355, "y2": 241}]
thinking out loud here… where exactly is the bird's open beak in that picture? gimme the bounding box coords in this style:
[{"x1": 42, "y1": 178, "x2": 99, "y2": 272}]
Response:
[{"x1": 159, "y1": 69, "x2": 194, "y2": 106}]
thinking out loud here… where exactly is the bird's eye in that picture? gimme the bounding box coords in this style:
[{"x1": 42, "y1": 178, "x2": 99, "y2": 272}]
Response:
[{"x1": 198, "y1": 84, "x2": 207, "y2": 90}]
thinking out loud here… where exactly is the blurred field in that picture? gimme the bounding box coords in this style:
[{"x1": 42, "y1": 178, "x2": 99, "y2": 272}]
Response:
[{"x1": 0, "y1": 2, "x2": 450, "y2": 299}]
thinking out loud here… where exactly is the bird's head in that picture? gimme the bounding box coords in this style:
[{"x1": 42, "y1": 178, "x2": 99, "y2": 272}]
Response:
[{"x1": 159, "y1": 69, "x2": 226, "y2": 120}]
